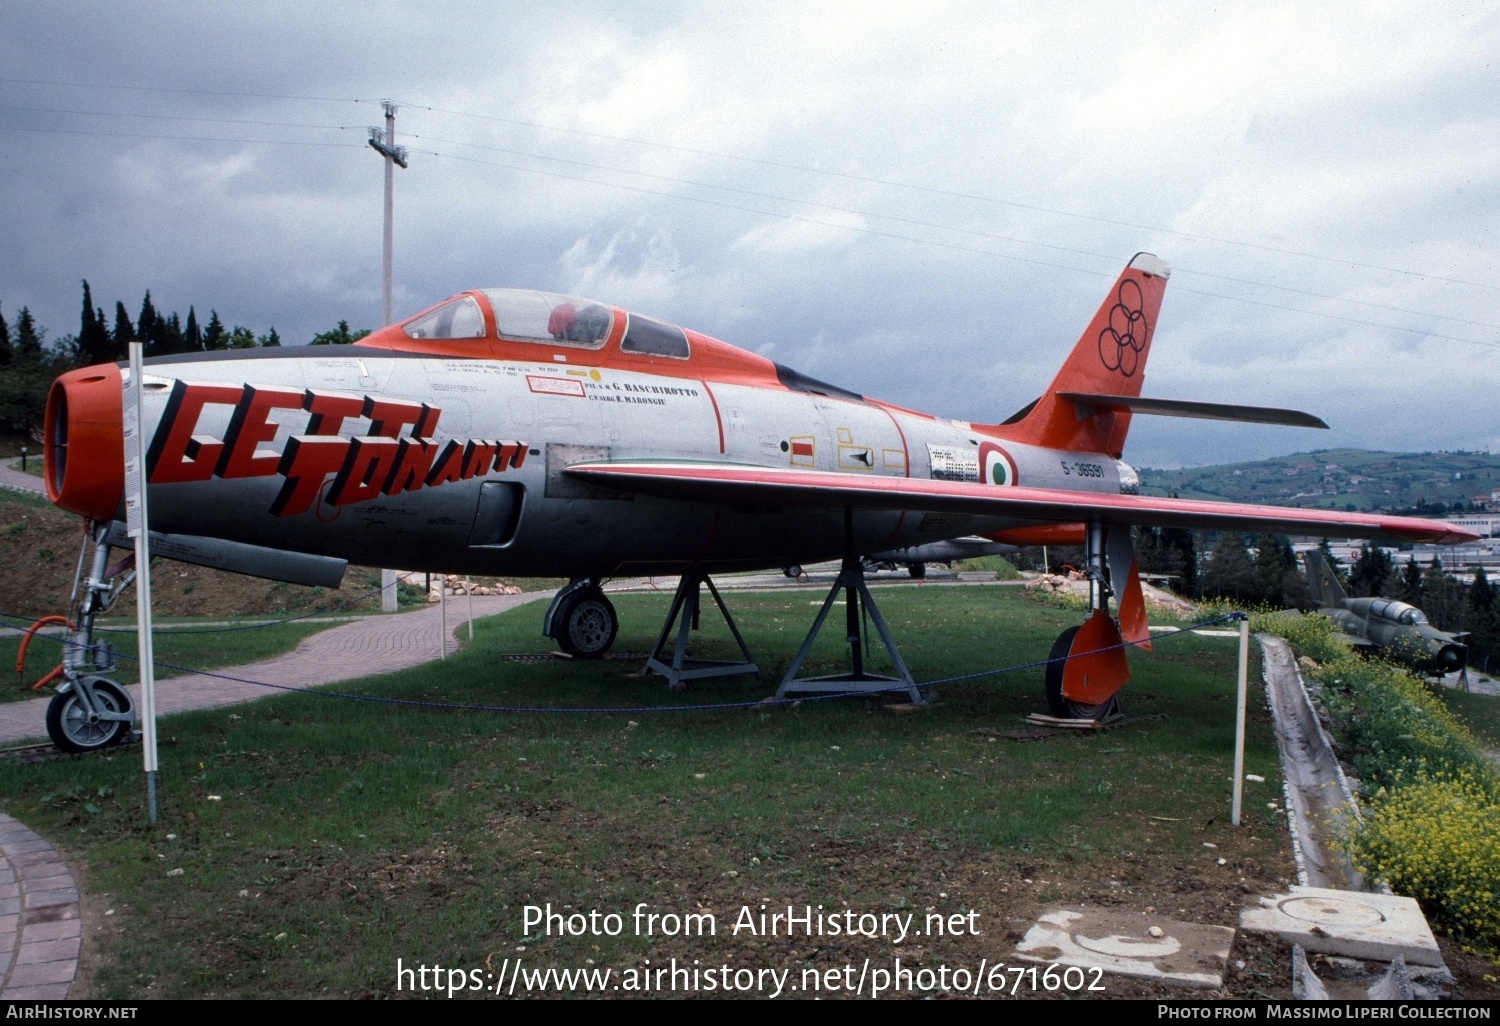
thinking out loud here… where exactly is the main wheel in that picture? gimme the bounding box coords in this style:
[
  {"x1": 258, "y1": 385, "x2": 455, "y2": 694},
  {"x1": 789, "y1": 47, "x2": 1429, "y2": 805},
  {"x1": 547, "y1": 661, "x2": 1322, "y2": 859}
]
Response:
[
  {"x1": 557, "y1": 591, "x2": 618, "y2": 659},
  {"x1": 46, "y1": 678, "x2": 132, "y2": 754},
  {"x1": 1043, "y1": 627, "x2": 1078, "y2": 717},
  {"x1": 908, "y1": 562, "x2": 927, "y2": 579},
  {"x1": 1043, "y1": 627, "x2": 1121, "y2": 721}
]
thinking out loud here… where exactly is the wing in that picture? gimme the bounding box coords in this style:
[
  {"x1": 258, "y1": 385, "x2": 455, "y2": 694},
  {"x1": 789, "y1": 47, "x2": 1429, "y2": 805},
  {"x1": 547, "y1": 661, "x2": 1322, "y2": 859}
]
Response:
[{"x1": 564, "y1": 460, "x2": 1478, "y2": 545}]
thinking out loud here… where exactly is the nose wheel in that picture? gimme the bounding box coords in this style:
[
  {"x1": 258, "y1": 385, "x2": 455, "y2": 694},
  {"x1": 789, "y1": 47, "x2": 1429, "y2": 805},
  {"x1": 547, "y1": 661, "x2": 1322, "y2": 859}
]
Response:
[{"x1": 46, "y1": 677, "x2": 133, "y2": 754}]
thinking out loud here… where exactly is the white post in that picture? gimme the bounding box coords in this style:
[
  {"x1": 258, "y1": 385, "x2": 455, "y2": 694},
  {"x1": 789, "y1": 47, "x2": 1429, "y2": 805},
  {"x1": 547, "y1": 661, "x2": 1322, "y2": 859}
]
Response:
[
  {"x1": 1231, "y1": 614, "x2": 1249, "y2": 826},
  {"x1": 381, "y1": 568, "x2": 397, "y2": 612},
  {"x1": 466, "y1": 575, "x2": 474, "y2": 640},
  {"x1": 439, "y1": 580, "x2": 447, "y2": 660},
  {"x1": 123, "y1": 342, "x2": 159, "y2": 823}
]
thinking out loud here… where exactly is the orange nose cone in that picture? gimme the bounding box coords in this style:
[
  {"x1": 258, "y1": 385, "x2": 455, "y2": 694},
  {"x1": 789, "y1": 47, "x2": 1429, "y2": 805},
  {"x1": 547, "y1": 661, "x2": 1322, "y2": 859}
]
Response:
[{"x1": 44, "y1": 364, "x2": 124, "y2": 522}]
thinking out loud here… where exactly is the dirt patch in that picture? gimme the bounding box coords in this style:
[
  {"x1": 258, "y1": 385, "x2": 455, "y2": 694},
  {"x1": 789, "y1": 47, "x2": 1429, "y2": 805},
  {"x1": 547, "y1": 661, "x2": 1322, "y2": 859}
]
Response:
[
  {"x1": 0, "y1": 496, "x2": 556, "y2": 625},
  {"x1": 70, "y1": 858, "x2": 114, "y2": 999}
]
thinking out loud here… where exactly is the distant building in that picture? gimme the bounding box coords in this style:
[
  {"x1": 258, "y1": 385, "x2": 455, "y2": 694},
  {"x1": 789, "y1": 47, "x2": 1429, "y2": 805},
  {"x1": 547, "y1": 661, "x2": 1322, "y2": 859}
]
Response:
[{"x1": 1444, "y1": 514, "x2": 1500, "y2": 539}]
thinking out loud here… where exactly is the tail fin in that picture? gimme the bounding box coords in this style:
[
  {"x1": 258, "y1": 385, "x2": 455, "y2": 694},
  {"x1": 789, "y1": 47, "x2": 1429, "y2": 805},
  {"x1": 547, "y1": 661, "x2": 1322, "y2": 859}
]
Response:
[
  {"x1": 1303, "y1": 550, "x2": 1349, "y2": 607},
  {"x1": 991, "y1": 253, "x2": 1170, "y2": 456}
]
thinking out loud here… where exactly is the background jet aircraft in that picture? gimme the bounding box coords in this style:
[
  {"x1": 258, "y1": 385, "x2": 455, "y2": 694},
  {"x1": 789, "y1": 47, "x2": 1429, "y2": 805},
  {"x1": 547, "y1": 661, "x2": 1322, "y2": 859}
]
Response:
[
  {"x1": 1304, "y1": 551, "x2": 1467, "y2": 674},
  {"x1": 37, "y1": 253, "x2": 1476, "y2": 751}
]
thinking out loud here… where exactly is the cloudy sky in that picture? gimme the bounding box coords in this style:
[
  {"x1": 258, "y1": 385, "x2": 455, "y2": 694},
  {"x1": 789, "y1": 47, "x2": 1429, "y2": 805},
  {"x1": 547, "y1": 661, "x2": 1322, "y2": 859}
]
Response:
[{"x1": 2, "y1": 1, "x2": 1498, "y2": 467}]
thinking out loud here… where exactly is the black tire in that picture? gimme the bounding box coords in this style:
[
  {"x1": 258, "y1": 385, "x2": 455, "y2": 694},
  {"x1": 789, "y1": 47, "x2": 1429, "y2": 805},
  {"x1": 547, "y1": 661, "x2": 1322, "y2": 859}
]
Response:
[
  {"x1": 46, "y1": 678, "x2": 132, "y2": 754},
  {"x1": 1043, "y1": 626, "x2": 1078, "y2": 717},
  {"x1": 557, "y1": 591, "x2": 618, "y2": 659},
  {"x1": 908, "y1": 563, "x2": 927, "y2": 579},
  {"x1": 783, "y1": 565, "x2": 803, "y2": 579}
]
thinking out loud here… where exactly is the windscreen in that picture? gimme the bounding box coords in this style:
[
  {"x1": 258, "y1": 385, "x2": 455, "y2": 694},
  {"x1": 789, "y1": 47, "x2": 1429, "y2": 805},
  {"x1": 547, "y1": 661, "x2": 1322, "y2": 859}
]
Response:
[{"x1": 403, "y1": 295, "x2": 486, "y2": 339}]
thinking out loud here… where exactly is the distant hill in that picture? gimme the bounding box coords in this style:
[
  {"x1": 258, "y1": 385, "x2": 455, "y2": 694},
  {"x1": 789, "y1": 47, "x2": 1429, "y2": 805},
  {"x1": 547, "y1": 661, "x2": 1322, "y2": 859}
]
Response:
[{"x1": 1138, "y1": 448, "x2": 1500, "y2": 513}]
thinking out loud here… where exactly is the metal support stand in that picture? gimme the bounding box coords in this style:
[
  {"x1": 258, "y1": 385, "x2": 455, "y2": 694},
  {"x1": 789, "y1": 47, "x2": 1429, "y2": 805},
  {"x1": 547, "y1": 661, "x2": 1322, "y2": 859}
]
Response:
[
  {"x1": 776, "y1": 508, "x2": 923, "y2": 704},
  {"x1": 645, "y1": 571, "x2": 758, "y2": 690}
]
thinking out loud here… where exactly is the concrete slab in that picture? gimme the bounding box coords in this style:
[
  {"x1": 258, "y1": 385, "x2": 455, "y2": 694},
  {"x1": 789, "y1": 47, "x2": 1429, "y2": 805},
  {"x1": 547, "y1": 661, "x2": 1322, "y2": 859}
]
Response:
[
  {"x1": 1014, "y1": 907, "x2": 1235, "y2": 990},
  {"x1": 1240, "y1": 886, "x2": 1442, "y2": 967}
]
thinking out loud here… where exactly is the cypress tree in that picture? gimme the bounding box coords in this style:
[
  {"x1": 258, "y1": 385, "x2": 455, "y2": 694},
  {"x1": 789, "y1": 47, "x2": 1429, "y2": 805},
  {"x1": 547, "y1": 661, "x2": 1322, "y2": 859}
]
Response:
[
  {"x1": 184, "y1": 307, "x2": 202, "y2": 352},
  {"x1": 1400, "y1": 557, "x2": 1423, "y2": 605},
  {"x1": 1469, "y1": 566, "x2": 1494, "y2": 612},
  {"x1": 1200, "y1": 533, "x2": 1257, "y2": 601},
  {"x1": 112, "y1": 302, "x2": 134, "y2": 348},
  {"x1": 203, "y1": 310, "x2": 225, "y2": 350},
  {"x1": 136, "y1": 291, "x2": 157, "y2": 347},
  {"x1": 0, "y1": 302, "x2": 10, "y2": 367},
  {"x1": 78, "y1": 281, "x2": 113, "y2": 364},
  {"x1": 1170, "y1": 529, "x2": 1198, "y2": 595},
  {"x1": 1350, "y1": 543, "x2": 1395, "y2": 598},
  {"x1": 14, "y1": 307, "x2": 42, "y2": 360},
  {"x1": 260, "y1": 327, "x2": 281, "y2": 347},
  {"x1": 1421, "y1": 557, "x2": 1463, "y2": 631},
  {"x1": 1252, "y1": 533, "x2": 1290, "y2": 606},
  {"x1": 163, "y1": 312, "x2": 184, "y2": 355}
]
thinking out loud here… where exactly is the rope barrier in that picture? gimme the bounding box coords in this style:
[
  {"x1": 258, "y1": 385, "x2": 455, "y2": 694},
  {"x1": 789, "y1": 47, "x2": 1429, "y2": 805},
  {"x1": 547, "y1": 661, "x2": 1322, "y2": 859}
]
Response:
[{"x1": 1, "y1": 608, "x2": 1244, "y2": 717}]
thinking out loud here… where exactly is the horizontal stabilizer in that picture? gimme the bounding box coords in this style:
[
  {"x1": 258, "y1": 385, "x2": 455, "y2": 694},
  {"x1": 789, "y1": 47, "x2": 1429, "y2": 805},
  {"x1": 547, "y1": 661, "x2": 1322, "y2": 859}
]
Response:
[
  {"x1": 104, "y1": 521, "x2": 348, "y2": 588},
  {"x1": 1057, "y1": 393, "x2": 1328, "y2": 429}
]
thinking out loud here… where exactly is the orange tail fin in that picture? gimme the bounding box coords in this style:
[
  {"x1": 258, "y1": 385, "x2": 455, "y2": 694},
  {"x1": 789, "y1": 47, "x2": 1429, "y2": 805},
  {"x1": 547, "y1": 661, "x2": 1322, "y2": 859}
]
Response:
[{"x1": 991, "y1": 253, "x2": 1170, "y2": 456}]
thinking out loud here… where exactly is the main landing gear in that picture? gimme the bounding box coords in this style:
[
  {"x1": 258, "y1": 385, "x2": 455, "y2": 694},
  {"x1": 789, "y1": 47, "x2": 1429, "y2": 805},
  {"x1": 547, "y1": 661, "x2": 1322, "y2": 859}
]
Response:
[
  {"x1": 543, "y1": 579, "x2": 619, "y2": 659},
  {"x1": 1043, "y1": 522, "x2": 1133, "y2": 723},
  {"x1": 45, "y1": 525, "x2": 138, "y2": 753}
]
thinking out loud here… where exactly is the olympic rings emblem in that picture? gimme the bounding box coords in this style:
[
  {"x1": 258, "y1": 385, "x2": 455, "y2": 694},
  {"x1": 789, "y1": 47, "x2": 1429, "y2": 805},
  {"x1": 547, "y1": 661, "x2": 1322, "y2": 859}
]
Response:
[{"x1": 1097, "y1": 279, "x2": 1149, "y2": 377}]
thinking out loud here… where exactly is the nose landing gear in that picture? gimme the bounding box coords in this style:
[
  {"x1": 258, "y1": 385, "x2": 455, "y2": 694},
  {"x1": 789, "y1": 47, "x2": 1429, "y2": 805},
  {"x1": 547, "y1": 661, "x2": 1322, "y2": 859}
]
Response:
[{"x1": 45, "y1": 525, "x2": 137, "y2": 753}]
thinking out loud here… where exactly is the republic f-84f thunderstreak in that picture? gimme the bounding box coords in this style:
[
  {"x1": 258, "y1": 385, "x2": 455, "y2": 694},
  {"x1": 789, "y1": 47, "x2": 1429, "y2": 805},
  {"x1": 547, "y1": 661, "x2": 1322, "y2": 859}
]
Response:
[{"x1": 39, "y1": 254, "x2": 1475, "y2": 752}]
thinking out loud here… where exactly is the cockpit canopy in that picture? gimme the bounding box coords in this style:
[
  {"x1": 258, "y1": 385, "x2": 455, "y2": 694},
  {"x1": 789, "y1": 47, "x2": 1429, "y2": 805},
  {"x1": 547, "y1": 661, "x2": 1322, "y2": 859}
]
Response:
[
  {"x1": 1369, "y1": 598, "x2": 1427, "y2": 625},
  {"x1": 482, "y1": 289, "x2": 614, "y2": 347},
  {"x1": 400, "y1": 288, "x2": 690, "y2": 359}
]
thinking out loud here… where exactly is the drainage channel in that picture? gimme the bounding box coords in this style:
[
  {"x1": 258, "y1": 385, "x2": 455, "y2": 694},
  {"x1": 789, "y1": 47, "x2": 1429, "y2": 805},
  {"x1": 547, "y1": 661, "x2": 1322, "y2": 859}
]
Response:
[{"x1": 1256, "y1": 635, "x2": 1455, "y2": 1000}]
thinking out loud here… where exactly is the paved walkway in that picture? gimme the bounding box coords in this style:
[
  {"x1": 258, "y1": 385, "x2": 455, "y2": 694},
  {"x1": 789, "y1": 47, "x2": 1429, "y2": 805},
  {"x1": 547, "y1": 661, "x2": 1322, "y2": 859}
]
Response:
[
  {"x1": 0, "y1": 592, "x2": 545, "y2": 745},
  {"x1": 0, "y1": 463, "x2": 44, "y2": 496},
  {"x1": 0, "y1": 813, "x2": 80, "y2": 999}
]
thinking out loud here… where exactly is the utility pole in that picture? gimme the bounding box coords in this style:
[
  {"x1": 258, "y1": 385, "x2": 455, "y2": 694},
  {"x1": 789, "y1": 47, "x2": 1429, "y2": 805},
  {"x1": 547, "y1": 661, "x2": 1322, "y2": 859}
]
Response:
[{"x1": 369, "y1": 101, "x2": 408, "y2": 612}]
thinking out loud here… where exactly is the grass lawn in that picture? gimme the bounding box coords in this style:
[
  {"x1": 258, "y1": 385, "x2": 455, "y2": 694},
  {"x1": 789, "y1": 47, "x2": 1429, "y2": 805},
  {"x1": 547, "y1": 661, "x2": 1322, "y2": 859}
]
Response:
[
  {"x1": 0, "y1": 587, "x2": 1294, "y2": 999},
  {"x1": 1, "y1": 621, "x2": 339, "y2": 704},
  {"x1": 1435, "y1": 686, "x2": 1500, "y2": 751}
]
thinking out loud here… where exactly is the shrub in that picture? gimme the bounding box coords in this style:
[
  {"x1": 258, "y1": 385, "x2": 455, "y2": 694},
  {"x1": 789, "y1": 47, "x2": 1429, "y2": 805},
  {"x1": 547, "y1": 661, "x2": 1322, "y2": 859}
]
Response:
[
  {"x1": 1346, "y1": 773, "x2": 1500, "y2": 947},
  {"x1": 1257, "y1": 614, "x2": 1500, "y2": 949}
]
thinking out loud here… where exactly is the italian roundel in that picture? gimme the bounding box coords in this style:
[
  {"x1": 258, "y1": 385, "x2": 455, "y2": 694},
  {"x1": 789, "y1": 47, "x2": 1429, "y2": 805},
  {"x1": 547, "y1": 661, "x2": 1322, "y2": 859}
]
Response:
[{"x1": 978, "y1": 442, "x2": 1018, "y2": 487}]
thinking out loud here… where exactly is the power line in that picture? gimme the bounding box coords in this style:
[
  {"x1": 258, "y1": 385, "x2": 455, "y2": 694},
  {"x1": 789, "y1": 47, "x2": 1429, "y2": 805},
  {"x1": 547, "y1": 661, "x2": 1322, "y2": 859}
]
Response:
[
  {"x1": 0, "y1": 76, "x2": 367, "y2": 106},
  {"x1": 6, "y1": 75, "x2": 1491, "y2": 294},
  {"x1": 391, "y1": 96, "x2": 1500, "y2": 295},
  {"x1": 3, "y1": 81, "x2": 1497, "y2": 348},
  {"x1": 0, "y1": 124, "x2": 356, "y2": 148},
  {"x1": 410, "y1": 131, "x2": 1500, "y2": 335},
  {"x1": 0, "y1": 102, "x2": 357, "y2": 132},
  {"x1": 420, "y1": 145, "x2": 1500, "y2": 352}
]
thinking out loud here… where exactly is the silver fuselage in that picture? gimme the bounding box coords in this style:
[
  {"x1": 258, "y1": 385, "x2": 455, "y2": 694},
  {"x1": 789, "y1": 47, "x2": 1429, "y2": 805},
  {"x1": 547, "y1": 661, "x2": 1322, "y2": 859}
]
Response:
[{"x1": 133, "y1": 349, "x2": 1126, "y2": 578}]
